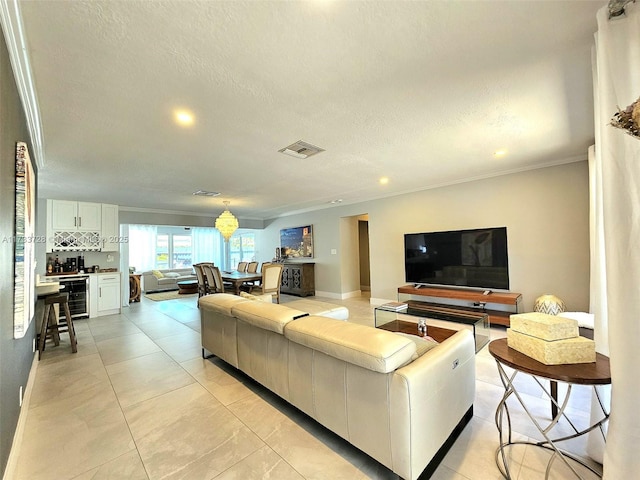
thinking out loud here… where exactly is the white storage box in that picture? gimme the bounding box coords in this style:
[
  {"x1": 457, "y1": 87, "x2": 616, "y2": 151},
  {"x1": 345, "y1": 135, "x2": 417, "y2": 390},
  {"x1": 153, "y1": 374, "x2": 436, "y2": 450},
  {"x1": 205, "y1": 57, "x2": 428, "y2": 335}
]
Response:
[{"x1": 510, "y1": 312, "x2": 578, "y2": 341}]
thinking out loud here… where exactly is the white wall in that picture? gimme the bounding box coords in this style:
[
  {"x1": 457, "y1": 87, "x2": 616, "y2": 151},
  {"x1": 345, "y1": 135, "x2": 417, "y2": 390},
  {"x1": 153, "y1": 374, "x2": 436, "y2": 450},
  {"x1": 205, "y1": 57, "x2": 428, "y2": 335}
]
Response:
[{"x1": 259, "y1": 162, "x2": 590, "y2": 311}]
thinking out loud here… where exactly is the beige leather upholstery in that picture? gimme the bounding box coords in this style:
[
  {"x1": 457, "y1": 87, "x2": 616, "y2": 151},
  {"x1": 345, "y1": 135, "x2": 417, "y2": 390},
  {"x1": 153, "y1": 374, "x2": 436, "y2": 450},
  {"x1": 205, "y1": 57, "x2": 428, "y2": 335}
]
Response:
[
  {"x1": 199, "y1": 293, "x2": 242, "y2": 316},
  {"x1": 285, "y1": 316, "x2": 416, "y2": 373},
  {"x1": 232, "y1": 301, "x2": 306, "y2": 334},
  {"x1": 199, "y1": 294, "x2": 475, "y2": 480},
  {"x1": 199, "y1": 294, "x2": 247, "y2": 367},
  {"x1": 284, "y1": 299, "x2": 349, "y2": 320}
]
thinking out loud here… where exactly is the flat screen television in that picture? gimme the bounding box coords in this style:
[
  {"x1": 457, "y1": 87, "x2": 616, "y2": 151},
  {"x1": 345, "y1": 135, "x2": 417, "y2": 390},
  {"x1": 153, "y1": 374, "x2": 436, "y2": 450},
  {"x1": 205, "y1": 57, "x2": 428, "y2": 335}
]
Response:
[{"x1": 404, "y1": 227, "x2": 509, "y2": 290}]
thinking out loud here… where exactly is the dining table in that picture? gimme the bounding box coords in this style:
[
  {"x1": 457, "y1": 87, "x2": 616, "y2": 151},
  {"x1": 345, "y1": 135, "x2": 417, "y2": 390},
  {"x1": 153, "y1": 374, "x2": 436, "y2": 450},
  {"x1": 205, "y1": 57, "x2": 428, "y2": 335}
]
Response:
[{"x1": 220, "y1": 271, "x2": 263, "y2": 295}]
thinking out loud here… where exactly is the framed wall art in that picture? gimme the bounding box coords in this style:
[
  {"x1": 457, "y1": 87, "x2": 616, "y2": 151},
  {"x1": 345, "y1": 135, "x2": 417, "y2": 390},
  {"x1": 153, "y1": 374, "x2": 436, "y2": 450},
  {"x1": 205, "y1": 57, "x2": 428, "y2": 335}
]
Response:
[
  {"x1": 14, "y1": 141, "x2": 35, "y2": 339},
  {"x1": 280, "y1": 225, "x2": 313, "y2": 258}
]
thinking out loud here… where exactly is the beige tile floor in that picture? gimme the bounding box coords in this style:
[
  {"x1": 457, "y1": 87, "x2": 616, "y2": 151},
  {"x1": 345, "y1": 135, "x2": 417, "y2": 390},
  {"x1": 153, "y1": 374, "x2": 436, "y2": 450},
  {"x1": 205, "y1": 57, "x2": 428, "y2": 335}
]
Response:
[{"x1": 10, "y1": 293, "x2": 604, "y2": 480}]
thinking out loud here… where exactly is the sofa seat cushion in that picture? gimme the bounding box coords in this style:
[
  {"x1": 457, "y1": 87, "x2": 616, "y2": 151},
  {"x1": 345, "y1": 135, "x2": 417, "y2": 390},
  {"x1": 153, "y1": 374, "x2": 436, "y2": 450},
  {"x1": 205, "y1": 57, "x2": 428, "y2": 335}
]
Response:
[
  {"x1": 284, "y1": 316, "x2": 416, "y2": 374},
  {"x1": 157, "y1": 277, "x2": 179, "y2": 285},
  {"x1": 284, "y1": 299, "x2": 349, "y2": 320},
  {"x1": 232, "y1": 301, "x2": 307, "y2": 334},
  {"x1": 199, "y1": 293, "x2": 248, "y2": 316}
]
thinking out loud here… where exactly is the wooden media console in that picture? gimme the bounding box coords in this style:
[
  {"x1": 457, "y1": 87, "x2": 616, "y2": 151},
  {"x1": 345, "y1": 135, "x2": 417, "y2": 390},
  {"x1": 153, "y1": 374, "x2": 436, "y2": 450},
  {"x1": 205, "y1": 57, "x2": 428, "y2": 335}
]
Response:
[{"x1": 397, "y1": 285, "x2": 522, "y2": 327}]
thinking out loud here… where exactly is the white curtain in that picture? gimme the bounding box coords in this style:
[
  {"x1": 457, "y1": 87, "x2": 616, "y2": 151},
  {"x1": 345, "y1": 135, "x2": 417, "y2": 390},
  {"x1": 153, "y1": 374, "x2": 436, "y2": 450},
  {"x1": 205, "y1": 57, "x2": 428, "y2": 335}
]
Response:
[
  {"x1": 592, "y1": 3, "x2": 640, "y2": 478},
  {"x1": 128, "y1": 224, "x2": 157, "y2": 272},
  {"x1": 192, "y1": 227, "x2": 223, "y2": 266},
  {"x1": 587, "y1": 146, "x2": 610, "y2": 462}
]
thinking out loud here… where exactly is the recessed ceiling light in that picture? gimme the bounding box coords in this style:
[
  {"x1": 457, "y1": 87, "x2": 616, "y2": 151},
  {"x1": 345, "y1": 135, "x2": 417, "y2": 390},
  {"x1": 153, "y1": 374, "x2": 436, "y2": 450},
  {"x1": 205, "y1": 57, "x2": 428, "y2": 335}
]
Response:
[
  {"x1": 192, "y1": 190, "x2": 220, "y2": 197},
  {"x1": 329, "y1": 199, "x2": 343, "y2": 204},
  {"x1": 174, "y1": 109, "x2": 195, "y2": 126},
  {"x1": 379, "y1": 177, "x2": 389, "y2": 185},
  {"x1": 494, "y1": 149, "x2": 507, "y2": 157}
]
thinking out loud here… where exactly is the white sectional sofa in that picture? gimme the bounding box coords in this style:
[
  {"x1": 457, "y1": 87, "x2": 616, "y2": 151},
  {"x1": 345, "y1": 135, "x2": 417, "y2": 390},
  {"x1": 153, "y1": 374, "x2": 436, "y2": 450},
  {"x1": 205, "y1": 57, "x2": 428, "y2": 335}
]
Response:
[
  {"x1": 141, "y1": 268, "x2": 197, "y2": 293},
  {"x1": 199, "y1": 294, "x2": 476, "y2": 480}
]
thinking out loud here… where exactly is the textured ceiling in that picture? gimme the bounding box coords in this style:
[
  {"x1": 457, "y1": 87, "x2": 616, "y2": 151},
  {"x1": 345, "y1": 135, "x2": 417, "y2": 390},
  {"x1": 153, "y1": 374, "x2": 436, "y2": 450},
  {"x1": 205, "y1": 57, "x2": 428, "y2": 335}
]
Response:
[{"x1": 19, "y1": 0, "x2": 603, "y2": 220}]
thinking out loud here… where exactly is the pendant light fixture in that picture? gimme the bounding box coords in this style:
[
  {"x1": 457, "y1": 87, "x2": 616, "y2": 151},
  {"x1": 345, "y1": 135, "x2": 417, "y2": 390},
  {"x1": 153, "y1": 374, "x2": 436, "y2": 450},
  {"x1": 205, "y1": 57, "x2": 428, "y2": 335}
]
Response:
[{"x1": 215, "y1": 201, "x2": 239, "y2": 241}]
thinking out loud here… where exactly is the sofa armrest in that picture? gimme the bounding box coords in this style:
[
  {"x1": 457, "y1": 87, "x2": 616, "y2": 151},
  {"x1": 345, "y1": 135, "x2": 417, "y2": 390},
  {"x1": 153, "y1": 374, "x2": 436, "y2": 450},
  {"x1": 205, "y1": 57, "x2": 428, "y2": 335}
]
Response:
[
  {"x1": 390, "y1": 329, "x2": 475, "y2": 480},
  {"x1": 142, "y1": 273, "x2": 159, "y2": 292}
]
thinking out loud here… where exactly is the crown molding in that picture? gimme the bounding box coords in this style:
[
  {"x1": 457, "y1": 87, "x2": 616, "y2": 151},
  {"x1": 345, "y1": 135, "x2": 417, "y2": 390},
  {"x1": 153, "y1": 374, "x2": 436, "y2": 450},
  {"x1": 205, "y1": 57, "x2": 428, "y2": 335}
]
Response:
[{"x1": 0, "y1": 0, "x2": 45, "y2": 169}]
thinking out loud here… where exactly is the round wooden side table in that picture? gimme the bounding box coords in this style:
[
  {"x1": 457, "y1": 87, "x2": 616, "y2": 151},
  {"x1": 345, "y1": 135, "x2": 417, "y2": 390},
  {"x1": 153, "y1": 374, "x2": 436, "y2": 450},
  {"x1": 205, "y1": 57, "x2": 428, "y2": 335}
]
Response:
[{"x1": 489, "y1": 338, "x2": 610, "y2": 479}]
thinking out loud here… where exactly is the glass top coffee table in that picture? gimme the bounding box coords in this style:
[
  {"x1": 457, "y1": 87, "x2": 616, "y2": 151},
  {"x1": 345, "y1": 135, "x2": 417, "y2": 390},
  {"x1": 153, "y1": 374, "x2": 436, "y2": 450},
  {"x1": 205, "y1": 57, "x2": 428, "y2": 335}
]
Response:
[{"x1": 374, "y1": 302, "x2": 490, "y2": 352}]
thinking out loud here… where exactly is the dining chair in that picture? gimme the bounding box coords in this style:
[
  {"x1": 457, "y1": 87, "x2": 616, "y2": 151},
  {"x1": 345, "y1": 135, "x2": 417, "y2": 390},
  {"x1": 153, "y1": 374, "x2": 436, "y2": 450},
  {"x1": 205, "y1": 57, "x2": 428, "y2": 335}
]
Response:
[
  {"x1": 242, "y1": 261, "x2": 260, "y2": 290},
  {"x1": 202, "y1": 264, "x2": 225, "y2": 293},
  {"x1": 251, "y1": 261, "x2": 273, "y2": 290},
  {"x1": 237, "y1": 261, "x2": 248, "y2": 273},
  {"x1": 258, "y1": 263, "x2": 284, "y2": 303},
  {"x1": 200, "y1": 264, "x2": 217, "y2": 294},
  {"x1": 192, "y1": 263, "x2": 209, "y2": 297},
  {"x1": 212, "y1": 265, "x2": 231, "y2": 293}
]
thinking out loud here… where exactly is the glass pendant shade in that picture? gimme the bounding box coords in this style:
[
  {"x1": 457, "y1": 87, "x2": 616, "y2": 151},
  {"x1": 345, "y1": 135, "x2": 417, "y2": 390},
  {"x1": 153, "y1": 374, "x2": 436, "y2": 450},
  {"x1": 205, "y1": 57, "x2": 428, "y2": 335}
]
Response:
[{"x1": 215, "y1": 201, "x2": 238, "y2": 241}]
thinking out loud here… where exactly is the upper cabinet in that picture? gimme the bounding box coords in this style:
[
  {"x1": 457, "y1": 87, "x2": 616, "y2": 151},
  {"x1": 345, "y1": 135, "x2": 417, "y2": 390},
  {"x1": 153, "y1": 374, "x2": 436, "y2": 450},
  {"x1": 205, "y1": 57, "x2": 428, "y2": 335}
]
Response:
[
  {"x1": 46, "y1": 200, "x2": 119, "y2": 252},
  {"x1": 51, "y1": 200, "x2": 101, "y2": 231}
]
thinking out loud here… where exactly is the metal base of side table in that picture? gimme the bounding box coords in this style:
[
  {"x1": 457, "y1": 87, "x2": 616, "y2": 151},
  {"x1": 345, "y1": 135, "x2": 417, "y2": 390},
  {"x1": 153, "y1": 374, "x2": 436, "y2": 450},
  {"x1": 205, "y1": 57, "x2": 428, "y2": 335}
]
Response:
[{"x1": 489, "y1": 339, "x2": 610, "y2": 479}]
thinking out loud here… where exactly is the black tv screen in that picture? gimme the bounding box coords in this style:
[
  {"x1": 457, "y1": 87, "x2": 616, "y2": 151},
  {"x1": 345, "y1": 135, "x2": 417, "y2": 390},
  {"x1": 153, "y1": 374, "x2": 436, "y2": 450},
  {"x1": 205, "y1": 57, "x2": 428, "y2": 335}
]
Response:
[{"x1": 404, "y1": 227, "x2": 509, "y2": 290}]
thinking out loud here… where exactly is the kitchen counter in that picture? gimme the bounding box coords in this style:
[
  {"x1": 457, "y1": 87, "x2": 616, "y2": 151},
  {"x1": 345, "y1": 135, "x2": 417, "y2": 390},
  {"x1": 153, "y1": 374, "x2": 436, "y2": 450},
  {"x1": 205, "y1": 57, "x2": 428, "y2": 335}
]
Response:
[
  {"x1": 44, "y1": 271, "x2": 119, "y2": 280},
  {"x1": 35, "y1": 281, "x2": 61, "y2": 296}
]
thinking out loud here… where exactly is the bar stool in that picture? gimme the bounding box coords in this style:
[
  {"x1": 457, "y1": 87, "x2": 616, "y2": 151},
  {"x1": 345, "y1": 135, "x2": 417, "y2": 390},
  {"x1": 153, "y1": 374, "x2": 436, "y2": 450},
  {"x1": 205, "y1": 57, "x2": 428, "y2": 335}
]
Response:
[{"x1": 38, "y1": 292, "x2": 77, "y2": 359}]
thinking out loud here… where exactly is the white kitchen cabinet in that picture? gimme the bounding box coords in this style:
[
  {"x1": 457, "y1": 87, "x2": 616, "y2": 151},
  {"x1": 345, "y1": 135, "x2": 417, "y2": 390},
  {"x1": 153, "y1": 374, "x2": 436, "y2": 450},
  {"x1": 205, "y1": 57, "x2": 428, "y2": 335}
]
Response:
[
  {"x1": 100, "y1": 204, "x2": 120, "y2": 252},
  {"x1": 49, "y1": 200, "x2": 101, "y2": 232},
  {"x1": 47, "y1": 199, "x2": 115, "y2": 252},
  {"x1": 97, "y1": 273, "x2": 121, "y2": 316},
  {"x1": 50, "y1": 200, "x2": 78, "y2": 230}
]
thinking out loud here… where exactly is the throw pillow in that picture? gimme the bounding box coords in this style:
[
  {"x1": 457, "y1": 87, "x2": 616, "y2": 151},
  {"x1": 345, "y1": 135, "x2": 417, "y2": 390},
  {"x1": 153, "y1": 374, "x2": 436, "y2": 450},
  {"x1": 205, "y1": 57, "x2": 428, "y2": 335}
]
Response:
[
  {"x1": 152, "y1": 270, "x2": 164, "y2": 279},
  {"x1": 164, "y1": 272, "x2": 180, "y2": 278}
]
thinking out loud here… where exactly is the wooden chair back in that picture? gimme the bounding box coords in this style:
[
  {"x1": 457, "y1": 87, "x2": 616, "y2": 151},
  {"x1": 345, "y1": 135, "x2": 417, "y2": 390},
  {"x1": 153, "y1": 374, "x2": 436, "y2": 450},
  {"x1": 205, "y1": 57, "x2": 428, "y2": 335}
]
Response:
[
  {"x1": 260, "y1": 263, "x2": 284, "y2": 303},
  {"x1": 192, "y1": 263, "x2": 208, "y2": 297},
  {"x1": 210, "y1": 265, "x2": 225, "y2": 293}
]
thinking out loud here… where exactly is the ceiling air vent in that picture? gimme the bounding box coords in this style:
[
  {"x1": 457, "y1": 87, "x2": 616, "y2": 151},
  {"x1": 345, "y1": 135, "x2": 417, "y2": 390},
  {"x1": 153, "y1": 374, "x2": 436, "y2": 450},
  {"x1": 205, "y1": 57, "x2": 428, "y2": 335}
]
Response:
[
  {"x1": 192, "y1": 190, "x2": 221, "y2": 197},
  {"x1": 278, "y1": 140, "x2": 325, "y2": 159}
]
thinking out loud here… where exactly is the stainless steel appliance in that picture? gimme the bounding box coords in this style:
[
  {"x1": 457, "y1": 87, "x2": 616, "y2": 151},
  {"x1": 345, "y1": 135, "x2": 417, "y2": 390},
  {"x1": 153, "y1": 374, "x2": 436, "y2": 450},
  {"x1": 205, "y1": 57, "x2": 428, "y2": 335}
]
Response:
[{"x1": 57, "y1": 275, "x2": 89, "y2": 319}]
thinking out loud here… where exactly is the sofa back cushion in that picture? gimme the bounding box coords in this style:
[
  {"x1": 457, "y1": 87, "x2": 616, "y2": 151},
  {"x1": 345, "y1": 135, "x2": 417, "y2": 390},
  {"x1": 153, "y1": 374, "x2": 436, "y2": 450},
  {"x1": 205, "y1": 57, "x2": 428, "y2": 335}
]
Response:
[
  {"x1": 199, "y1": 293, "x2": 248, "y2": 316},
  {"x1": 284, "y1": 316, "x2": 416, "y2": 374},
  {"x1": 232, "y1": 301, "x2": 307, "y2": 334}
]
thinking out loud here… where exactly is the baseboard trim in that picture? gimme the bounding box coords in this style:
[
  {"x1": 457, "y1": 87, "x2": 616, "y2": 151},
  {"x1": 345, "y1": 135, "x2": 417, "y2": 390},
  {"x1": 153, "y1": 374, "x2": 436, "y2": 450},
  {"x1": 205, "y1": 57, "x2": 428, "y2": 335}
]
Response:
[
  {"x1": 315, "y1": 290, "x2": 362, "y2": 300},
  {"x1": 3, "y1": 353, "x2": 38, "y2": 480},
  {"x1": 369, "y1": 297, "x2": 396, "y2": 306}
]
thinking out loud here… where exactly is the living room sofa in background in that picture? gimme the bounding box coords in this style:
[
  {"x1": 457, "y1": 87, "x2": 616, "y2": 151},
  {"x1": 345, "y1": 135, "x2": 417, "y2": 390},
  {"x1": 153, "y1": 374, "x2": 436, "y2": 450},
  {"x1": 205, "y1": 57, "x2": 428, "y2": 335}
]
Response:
[
  {"x1": 141, "y1": 268, "x2": 196, "y2": 293},
  {"x1": 199, "y1": 293, "x2": 476, "y2": 480}
]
